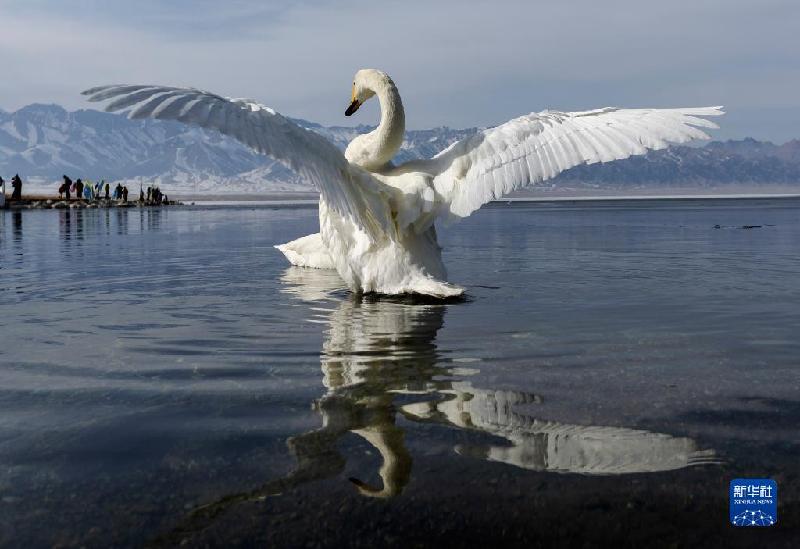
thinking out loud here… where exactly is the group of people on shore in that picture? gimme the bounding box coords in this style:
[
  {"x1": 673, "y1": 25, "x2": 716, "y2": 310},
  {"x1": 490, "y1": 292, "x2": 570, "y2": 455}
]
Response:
[
  {"x1": 145, "y1": 186, "x2": 168, "y2": 204},
  {"x1": 56, "y1": 175, "x2": 168, "y2": 204},
  {"x1": 2, "y1": 173, "x2": 170, "y2": 206},
  {"x1": 59, "y1": 175, "x2": 114, "y2": 201}
]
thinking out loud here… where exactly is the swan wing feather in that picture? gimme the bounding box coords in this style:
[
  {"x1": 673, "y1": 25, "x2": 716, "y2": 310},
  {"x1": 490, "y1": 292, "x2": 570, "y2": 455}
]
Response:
[
  {"x1": 82, "y1": 84, "x2": 393, "y2": 238},
  {"x1": 412, "y1": 106, "x2": 723, "y2": 221}
]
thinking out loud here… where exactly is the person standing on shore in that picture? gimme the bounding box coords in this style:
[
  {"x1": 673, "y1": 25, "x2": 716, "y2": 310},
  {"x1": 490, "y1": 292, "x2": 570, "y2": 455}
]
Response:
[
  {"x1": 122, "y1": 186, "x2": 129, "y2": 203},
  {"x1": 104, "y1": 181, "x2": 110, "y2": 200},
  {"x1": 10, "y1": 174, "x2": 22, "y2": 201},
  {"x1": 75, "y1": 179, "x2": 84, "y2": 200},
  {"x1": 63, "y1": 175, "x2": 72, "y2": 200},
  {"x1": 139, "y1": 187, "x2": 144, "y2": 202}
]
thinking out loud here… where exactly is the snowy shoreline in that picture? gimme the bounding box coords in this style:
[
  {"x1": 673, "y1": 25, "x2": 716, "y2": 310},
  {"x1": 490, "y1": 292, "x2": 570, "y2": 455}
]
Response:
[
  {"x1": 184, "y1": 192, "x2": 800, "y2": 207},
  {"x1": 5, "y1": 192, "x2": 799, "y2": 210}
]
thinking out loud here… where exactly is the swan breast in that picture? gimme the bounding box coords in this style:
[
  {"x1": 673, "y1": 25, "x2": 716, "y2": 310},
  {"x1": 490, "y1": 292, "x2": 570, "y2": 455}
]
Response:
[{"x1": 345, "y1": 133, "x2": 385, "y2": 171}]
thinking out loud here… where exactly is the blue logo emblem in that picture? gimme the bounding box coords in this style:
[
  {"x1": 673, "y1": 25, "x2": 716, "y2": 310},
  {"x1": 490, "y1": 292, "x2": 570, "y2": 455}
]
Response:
[{"x1": 730, "y1": 479, "x2": 777, "y2": 526}]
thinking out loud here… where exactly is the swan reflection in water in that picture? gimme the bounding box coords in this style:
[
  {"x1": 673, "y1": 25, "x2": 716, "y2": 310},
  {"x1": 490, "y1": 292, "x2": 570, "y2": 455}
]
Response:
[
  {"x1": 179, "y1": 267, "x2": 717, "y2": 528},
  {"x1": 282, "y1": 267, "x2": 717, "y2": 493}
]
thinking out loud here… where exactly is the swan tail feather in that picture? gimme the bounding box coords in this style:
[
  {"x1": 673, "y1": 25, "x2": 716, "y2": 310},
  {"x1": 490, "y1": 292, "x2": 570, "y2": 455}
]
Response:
[{"x1": 275, "y1": 233, "x2": 336, "y2": 270}]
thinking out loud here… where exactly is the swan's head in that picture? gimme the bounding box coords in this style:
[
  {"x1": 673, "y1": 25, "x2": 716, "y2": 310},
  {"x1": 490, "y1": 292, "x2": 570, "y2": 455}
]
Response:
[{"x1": 345, "y1": 69, "x2": 389, "y2": 116}]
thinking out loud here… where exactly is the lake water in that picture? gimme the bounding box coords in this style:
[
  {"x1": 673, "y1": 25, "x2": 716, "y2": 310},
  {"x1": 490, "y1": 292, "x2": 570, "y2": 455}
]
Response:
[{"x1": 1, "y1": 199, "x2": 798, "y2": 547}]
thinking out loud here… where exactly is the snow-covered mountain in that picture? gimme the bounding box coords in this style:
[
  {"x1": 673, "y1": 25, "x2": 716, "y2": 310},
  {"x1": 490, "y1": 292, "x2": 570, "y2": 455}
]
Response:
[
  {"x1": 0, "y1": 104, "x2": 296, "y2": 193},
  {"x1": 2, "y1": 104, "x2": 799, "y2": 195},
  {"x1": 0, "y1": 104, "x2": 476, "y2": 194}
]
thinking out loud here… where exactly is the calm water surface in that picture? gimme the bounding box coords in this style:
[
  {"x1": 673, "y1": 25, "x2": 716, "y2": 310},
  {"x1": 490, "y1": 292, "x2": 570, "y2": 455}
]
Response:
[{"x1": 1, "y1": 199, "x2": 799, "y2": 547}]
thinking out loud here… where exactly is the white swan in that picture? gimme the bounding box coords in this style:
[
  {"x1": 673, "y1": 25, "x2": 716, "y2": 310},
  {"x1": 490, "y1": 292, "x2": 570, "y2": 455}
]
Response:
[{"x1": 83, "y1": 70, "x2": 723, "y2": 297}]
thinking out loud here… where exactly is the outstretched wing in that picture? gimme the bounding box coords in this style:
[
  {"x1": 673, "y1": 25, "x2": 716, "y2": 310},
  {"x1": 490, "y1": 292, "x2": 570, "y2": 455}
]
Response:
[
  {"x1": 409, "y1": 107, "x2": 723, "y2": 221},
  {"x1": 82, "y1": 84, "x2": 392, "y2": 238}
]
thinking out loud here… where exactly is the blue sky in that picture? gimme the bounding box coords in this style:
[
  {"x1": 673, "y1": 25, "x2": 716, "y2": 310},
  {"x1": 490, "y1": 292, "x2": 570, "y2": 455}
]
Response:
[{"x1": 1, "y1": 0, "x2": 798, "y2": 141}]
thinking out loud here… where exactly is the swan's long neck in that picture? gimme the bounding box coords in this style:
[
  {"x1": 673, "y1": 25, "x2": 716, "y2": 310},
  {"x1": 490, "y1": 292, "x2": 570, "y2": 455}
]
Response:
[
  {"x1": 345, "y1": 74, "x2": 405, "y2": 171},
  {"x1": 373, "y1": 80, "x2": 405, "y2": 165}
]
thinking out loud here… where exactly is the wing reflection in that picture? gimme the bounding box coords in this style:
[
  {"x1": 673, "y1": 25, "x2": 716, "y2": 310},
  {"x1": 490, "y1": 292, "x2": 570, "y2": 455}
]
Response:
[{"x1": 404, "y1": 385, "x2": 717, "y2": 474}]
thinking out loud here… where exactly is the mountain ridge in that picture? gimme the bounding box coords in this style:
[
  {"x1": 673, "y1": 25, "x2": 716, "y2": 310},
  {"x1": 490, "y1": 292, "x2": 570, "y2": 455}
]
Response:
[{"x1": 2, "y1": 103, "x2": 799, "y2": 195}]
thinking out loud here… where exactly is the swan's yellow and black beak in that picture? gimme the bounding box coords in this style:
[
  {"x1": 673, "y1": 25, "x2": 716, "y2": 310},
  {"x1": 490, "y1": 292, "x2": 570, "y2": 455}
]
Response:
[{"x1": 345, "y1": 99, "x2": 361, "y2": 116}]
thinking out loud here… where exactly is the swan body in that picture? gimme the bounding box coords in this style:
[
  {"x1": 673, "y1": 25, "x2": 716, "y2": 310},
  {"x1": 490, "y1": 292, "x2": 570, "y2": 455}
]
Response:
[{"x1": 83, "y1": 70, "x2": 723, "y2": 297}]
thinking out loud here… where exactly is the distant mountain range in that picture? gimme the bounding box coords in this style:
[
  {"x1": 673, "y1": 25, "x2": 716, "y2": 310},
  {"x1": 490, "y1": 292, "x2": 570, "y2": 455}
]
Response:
[{"x1": 2, "y1": 103, "x2": 799, "y2": 195}]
